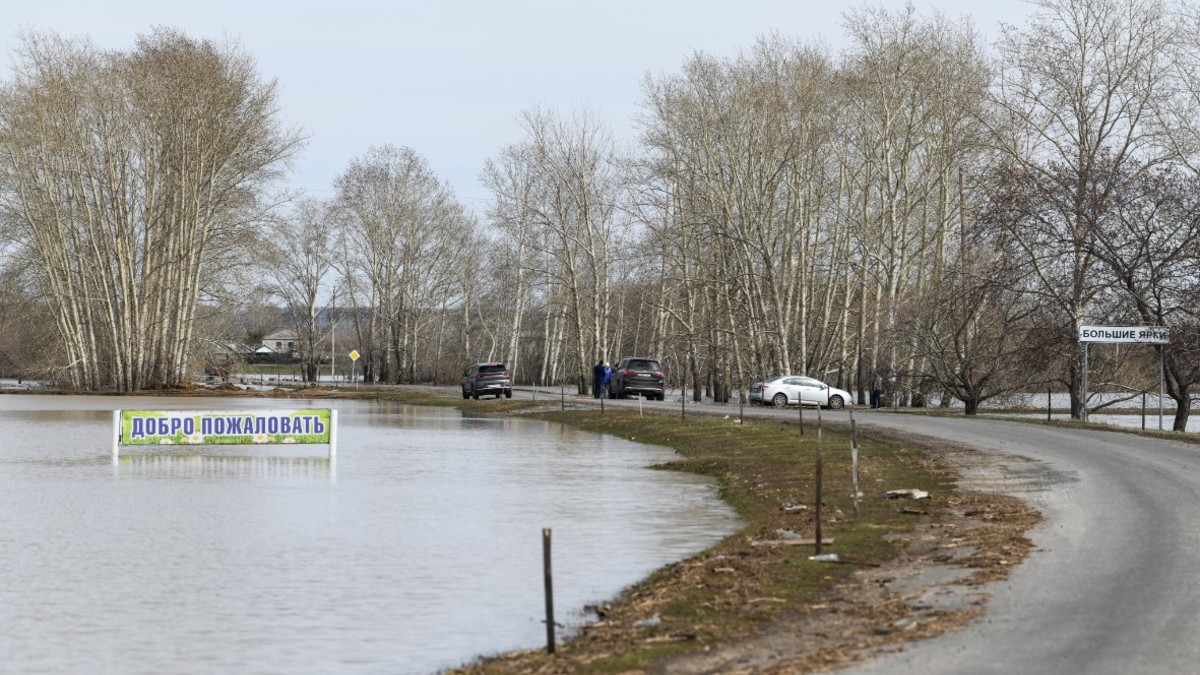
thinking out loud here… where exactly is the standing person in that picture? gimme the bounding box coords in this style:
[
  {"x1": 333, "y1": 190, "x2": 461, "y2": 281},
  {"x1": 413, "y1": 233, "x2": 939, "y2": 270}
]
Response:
[
  {"x1": 601, "y1": 361, "x2": 613, "y2": 398},
  {"x1": 871, "y1": 372, "x2": 884, "y2": 409},
  {"x1": 593, "y1": 359, "x2": 606, "y2": 399}
]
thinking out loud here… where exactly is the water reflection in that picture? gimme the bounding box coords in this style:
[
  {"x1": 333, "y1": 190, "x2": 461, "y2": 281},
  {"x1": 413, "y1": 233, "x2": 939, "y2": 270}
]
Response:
[
  {"x1": 0, "y1": 395, "x2": 740, "y2": 674},
  {"x1": 118, "y1": 455, "x2": 334, "y2": 480}
]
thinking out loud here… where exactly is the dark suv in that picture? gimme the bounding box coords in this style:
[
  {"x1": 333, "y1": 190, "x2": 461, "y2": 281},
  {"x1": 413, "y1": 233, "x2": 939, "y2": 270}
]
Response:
[
  {"x1": 462, "y1": 362, "x2": 513, "y2": 399},
  {"x1": 608, "y1": 357, "x2": 665, "y2": 400}
]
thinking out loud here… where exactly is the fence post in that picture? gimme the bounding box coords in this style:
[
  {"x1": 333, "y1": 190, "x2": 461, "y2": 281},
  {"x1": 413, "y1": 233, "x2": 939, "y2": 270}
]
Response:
[
  {"x1": 543, "y1": 528, "x2": 556, "y2": 655},
  {"x1": 814, "y1": 406, "x2": 823, "y2": 556},
  {"x1": 850, "y1": 412, "x2": 860, "y2": 517},
  {"x1": 680, "y1": 373, "x2": 686, "y2": 421}
]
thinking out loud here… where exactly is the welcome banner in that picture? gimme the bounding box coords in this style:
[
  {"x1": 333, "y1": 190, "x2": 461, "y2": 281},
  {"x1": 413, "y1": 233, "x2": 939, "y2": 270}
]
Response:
[{"x1": 118, "y1": 409, "x2": 333, "y2": 446}]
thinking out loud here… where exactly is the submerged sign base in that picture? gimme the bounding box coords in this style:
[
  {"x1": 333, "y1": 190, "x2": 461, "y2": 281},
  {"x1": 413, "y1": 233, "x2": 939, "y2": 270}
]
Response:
[{"x1": 113, "y1": 408, "x2": 337, "y2": 460}]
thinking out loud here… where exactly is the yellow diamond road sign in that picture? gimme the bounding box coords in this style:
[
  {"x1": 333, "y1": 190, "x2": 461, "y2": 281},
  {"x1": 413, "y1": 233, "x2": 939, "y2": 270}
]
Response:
[{"x1": 349, "y1": 350, "x2": 360, "y2": 361}]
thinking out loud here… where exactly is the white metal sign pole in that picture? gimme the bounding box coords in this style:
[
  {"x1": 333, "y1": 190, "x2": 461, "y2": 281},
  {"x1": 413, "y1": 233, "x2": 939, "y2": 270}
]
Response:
[
  {"x1": 1078, "y1": 325, "x2": 1171, "y2": 428},
  {"x1": 1082, "y1": 343, "x2": 1089, "y2": 424},
  {"x1": 329, "y1": 409, "x2": 338, "y2": 461},
  {"x1": 112, "y1": 410, "x2": 120, "y2": 461},
  {"x1": 1160, "y1": 346, "x2": 1165, "y2": 431}
]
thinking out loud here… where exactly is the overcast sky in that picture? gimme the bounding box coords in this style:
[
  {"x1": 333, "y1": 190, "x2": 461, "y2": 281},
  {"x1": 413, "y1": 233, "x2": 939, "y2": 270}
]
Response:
[{"x1": 2, "y1": 0, "x2": 1033, "y2": 215}]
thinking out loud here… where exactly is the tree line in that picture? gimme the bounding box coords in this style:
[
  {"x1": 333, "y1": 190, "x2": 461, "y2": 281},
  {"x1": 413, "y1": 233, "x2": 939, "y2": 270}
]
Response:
[{"x1": 3, "y1": 0, "x2": 1200, "y2": 429}]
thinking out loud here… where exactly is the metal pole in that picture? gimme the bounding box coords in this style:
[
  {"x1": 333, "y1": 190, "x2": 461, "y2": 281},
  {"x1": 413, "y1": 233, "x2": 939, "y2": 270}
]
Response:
[
  {"x1": 1142, "y1": 391, "x2": 1147, "y2": 431},
  {"x1": 1159, "y1": 345, "x2": 1165, "y2": 431},
  {"x1": 1047, "y1": 387, "x2": 1052, "y2": 422},
  {"x1": 1082, "y1": 343, "x2": 1089, "y2": 423},
  {"x1": 329, "y1": 409, "x2": 338, "y2": 461},
  {"x1": 112, "y1": 410, "x2": 120, "y2": 462},
  {"x1": 543, "y1": 528, "x2": 555, "y2": 654}
]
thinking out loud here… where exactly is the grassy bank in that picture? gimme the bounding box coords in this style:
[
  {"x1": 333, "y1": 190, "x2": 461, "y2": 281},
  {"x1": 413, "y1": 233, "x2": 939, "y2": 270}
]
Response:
[{"x1": 440, "y1": 403, "x2": 1018, "y2": 673}]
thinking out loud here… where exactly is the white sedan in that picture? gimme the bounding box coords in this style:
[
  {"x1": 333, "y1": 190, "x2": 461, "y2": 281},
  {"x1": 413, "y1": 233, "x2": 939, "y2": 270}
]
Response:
[{"x1": 749, "y1": 375, "x2": 851, "y2": 410}]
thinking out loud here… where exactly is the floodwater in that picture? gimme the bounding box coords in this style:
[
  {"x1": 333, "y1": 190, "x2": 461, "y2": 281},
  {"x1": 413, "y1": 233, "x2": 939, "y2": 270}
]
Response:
[{"x1": 0, "y1": 395, "x2": 741, "y2": 674}]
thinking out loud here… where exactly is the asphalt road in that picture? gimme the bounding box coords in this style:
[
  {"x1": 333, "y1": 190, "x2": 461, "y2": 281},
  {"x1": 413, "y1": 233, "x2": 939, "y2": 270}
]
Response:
[{"x1": 512, "y1": 388, "x2": 1200, "y2": 674}]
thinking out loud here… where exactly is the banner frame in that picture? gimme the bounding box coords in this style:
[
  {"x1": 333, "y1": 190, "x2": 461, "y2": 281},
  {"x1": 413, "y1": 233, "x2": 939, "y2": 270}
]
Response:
[{"x1": 112, "y1": 408, "x2": 338, "y2": 461}]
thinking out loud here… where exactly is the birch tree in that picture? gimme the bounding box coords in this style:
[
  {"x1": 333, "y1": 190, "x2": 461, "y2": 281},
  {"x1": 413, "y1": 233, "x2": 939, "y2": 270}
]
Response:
[
  {"x1": 0, "y1": 28, "x2": 301, "y2": 390},
  {"x1": 332, "y1": 145, "x2": 471, "y2": 384},
  {"x1": 485, "y1": 108, "x2": 628, "y2": 392}
]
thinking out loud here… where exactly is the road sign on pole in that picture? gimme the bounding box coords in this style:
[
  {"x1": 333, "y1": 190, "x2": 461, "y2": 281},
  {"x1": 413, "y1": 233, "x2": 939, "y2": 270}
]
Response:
[{"x1": 1078, "y1": 326, "x2": 1170, "y2": 429}]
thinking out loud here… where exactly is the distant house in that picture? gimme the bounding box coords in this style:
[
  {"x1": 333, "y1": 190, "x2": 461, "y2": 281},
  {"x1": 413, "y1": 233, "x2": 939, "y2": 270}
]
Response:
[
  {"x1": 212, "y1": 341, "x2": 255, "y2": 360},
  {"x1": 261, "y1": 330, "x2": 300, "y2": 357}
]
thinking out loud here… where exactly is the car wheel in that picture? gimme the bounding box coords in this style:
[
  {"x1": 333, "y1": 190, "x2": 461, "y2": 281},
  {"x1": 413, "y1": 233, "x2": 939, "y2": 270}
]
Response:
[
  {"x1": 504, "y1": 389, "x2": 512, "y2": 399},
  {"x1": 462, "y1": 387, "x2": 470, "y2": 400},
  {"x1": 772, "y1": 393, "x2": 789, "y2": 408},
  {"x1": 828, "y1": 394, "x2": 845, "y2": 410},
  {"x1": 472, "y1": 389, "x2": 479, "y2": 400}
]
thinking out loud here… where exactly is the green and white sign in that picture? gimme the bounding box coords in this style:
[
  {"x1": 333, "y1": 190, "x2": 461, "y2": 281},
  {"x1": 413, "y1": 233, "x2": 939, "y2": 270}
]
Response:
[{"x1": 118, "y1": 409, "x2": 333, "y2": 446}]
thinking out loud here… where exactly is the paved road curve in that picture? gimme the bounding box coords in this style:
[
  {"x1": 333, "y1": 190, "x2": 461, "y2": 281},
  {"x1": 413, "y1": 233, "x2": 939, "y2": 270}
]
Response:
[
  {"x1": 837, "y1": 413, "x2": 1200, "y2": 675},
  {"x1": 511, "y1": 389, "x2": 1200, "y2": 674}
]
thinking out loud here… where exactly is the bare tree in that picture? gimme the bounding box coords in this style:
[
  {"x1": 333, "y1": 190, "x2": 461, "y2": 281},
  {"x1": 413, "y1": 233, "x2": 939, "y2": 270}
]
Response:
[
  {"x1": 1086, "y1": 163, "x2": 1200, "y2": 429},
  {"x1": 484, "y1": 108, "x2": 628, "y2": 393},
  {"x1": 897, "y1": 217, "x2": 1049, "y2": 414},
  {"x1": 987, "y1": 0, "x2": 1192, "y2": 417},
  {"x1": 839, "y1": 4, "x2": 992, "y2": 405},
  {"x1": 0, "y1": 28, "x2": 302, "y2": 390},
  {"x1": 331, "y1": 145, "x2": 471, "y2": 384},
  {"x1": 263, "y1": 199, "x2": 337, "y2": 383}
]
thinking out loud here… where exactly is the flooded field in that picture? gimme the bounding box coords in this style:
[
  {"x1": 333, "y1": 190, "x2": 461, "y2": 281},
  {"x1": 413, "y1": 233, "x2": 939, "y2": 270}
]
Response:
[{"x1": 0, "y1": 395, "x2": 740, "y2": 673}]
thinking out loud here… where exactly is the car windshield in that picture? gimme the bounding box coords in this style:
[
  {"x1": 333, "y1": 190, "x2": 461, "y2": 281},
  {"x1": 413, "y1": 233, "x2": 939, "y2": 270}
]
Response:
[
  {"x1": 479, "y1": 364, "x2": 506, "y2": 374},
  {"x1": 627, "y1": 359, "x2": 659, "y2": 370}
]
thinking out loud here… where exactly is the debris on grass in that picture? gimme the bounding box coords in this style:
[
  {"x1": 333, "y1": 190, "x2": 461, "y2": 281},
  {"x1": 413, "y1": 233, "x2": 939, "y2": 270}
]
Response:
[{"x1": 887, "y1": 488, "x2": 930, "y2": 500}]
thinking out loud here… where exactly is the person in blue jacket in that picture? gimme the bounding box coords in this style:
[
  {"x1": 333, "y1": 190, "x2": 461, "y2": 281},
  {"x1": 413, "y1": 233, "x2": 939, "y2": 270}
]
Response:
[
  {"x1": 593, "y1": 360, "x2": 606, "y2": 398},
  {"x1": 601, "y1": 361, "x2": 613, "y2": 398}
]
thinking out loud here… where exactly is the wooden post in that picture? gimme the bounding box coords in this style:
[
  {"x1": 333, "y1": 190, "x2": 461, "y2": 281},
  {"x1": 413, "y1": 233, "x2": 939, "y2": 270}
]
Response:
[
  {"x1": 543, "y1": 528, "x2": 555, "y2": 654},
  {"x1": 814, "y1": 406, "x2": 824, "y2": 556},
  {"x1": 680, "y1": 372, "x2": 686, "y2": 421},
  {"x1": 850, "y1": 413, "x2": 860, "y2": 517}
]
